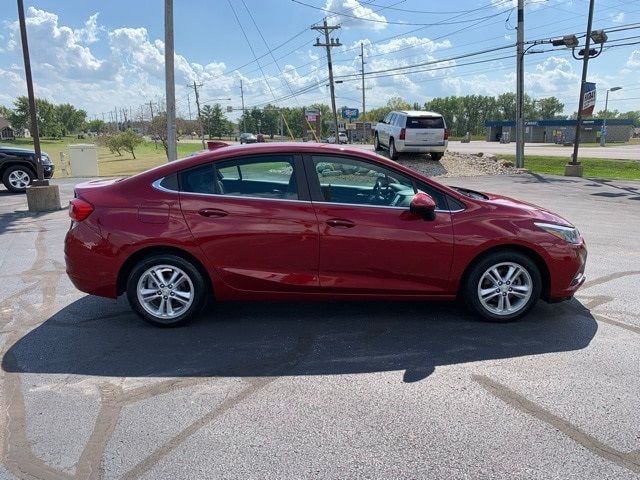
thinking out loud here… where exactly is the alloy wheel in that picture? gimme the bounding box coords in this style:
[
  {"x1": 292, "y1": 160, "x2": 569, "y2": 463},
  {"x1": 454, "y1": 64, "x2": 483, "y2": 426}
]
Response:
[
  {"x1": 8, "y1": 169, "x2": 31, "y2": 190},
  {"x1": 477, "y1": 261, "x2": 532, "y2": 316},
  {"x1": 136, "y1": 264, "x2": 194, "y2": 321}
]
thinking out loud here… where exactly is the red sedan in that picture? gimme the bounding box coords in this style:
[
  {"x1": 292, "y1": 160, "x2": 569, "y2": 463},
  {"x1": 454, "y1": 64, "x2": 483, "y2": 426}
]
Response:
[{"x1": 65, "y1": 143, "x2": 586, "y2": 327}]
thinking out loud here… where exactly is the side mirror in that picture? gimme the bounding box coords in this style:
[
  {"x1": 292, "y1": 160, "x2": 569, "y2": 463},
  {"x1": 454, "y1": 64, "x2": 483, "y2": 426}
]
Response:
[
  {"x1": 409, "y1": 192, "x2": 437, "y2": 221},
  {"x1": 378, "y1": 118, "x2": 385, "y2": 123}
]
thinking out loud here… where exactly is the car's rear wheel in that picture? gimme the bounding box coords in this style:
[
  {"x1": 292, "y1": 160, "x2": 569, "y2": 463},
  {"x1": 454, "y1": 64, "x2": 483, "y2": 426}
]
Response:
[
  {"x1": 462, "y1": 251, "x2": 541, "y2": 322},
  {"x1": 3, "y1": 165, "x2": 34, "y2": 193},
  {"x1": 430, "y1": 152, "x2": 444, "y2": 161},
  {"x1": 126, "y1": 254, "x2": 207, "y2": 327},
  {"x1": 389, "y1": 138, "x2": 399, "y2": 160}
]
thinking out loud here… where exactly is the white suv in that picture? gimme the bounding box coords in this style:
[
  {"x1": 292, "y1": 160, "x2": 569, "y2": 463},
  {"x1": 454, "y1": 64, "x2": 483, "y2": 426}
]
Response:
[{"x1": 374, "y1": 110, "x2": 449, "y2": 160}]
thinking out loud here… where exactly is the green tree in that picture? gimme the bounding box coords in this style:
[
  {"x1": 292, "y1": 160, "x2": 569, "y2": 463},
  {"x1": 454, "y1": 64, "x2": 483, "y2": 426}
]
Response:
[
  {"x1": 55, "y1": 103, "x2": 87, "y2": 135},
  {"x1": 10, "y1": 96, "x2": 63, "y2": 138},
  {"x1": 118, "y1": 129, "x2": 143, "y2": 159},
  {"x1": 86, "y1": 119, "x2": 105, "y2": 133},
  {"x1": 0, "y1": 105, "x2": 11, "y2": 119},
  {"x1": 534, "y1": 97, "x2": 565, "y2": 119}
]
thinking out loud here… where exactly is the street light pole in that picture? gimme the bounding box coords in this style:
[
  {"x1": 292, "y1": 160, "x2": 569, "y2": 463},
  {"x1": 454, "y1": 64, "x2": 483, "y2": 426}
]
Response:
[
  {"x1": 16, "y1": 0, "x2": 45, "y2": 184},
  {"x1": 567, "y1": 0, "x2": 595, "y2": 175},
  {"x1": 515, "y1": 0, "x2": 525, "y2": 168},
  {"x1": 600, "y1": 86, "x2": 622, "y2": 147}
]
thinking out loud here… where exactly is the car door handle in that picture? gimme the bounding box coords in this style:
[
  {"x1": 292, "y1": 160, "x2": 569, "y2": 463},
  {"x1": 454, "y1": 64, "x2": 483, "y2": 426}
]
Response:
[
  {"x1": 198, "y1": 208, "x2": 228, "y2": 218},
  {"x1": 326, "y1": 218, "x2": 355, "y2": 228}
]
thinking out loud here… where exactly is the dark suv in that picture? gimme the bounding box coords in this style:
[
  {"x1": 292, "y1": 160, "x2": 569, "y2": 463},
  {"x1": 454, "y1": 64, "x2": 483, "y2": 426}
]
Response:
[{"x1": 0, "y1": 146, "x2": 54, "y2": 193}]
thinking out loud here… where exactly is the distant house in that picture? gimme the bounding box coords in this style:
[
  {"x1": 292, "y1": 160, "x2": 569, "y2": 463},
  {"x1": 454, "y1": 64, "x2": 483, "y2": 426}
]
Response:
[{"x1": 0, "y1": 117, "x2": 15, "y2": 140}]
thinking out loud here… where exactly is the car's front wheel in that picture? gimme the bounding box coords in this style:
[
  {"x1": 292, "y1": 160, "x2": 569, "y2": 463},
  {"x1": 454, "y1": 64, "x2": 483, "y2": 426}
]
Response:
[
  {"x1": 374, "y1": 133, "x2": 382, "y2": 151},
  {"x1": 126, "y1": 254, "x2": 208, "y2": 327},
  {"x1": 430, "y1": 152, "x2": 444, "y2": 161},
  {"x1": 3, "y1": 165, "x2": 34, "y2": 193},
  {"x1": 462, "y1": 251, "x2": 541, "y2": 322}
]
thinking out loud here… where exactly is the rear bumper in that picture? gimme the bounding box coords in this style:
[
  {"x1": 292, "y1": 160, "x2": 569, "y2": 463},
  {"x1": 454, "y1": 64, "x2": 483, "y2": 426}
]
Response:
[
  {"x1": 65, "y1": 223, "x2": 119, "y2": 298},
  {"x1": 396, "y1": 141, "x2": 447, "y2": 153}
]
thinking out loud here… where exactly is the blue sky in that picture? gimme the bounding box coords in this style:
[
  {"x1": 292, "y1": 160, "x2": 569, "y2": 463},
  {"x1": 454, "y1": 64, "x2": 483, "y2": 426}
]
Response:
[{"x1": 1, "y1": 0, "x2": 639, "y2": 121}]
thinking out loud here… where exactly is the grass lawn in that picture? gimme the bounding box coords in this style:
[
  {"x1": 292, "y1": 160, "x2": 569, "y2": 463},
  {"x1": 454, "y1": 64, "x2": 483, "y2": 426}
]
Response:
[
  {"x1": 500, "y1": 154, "x2": 640, "y2": 180},
  {"x1": 2, "y1": 137, "x2": 203, "y2": 177}
]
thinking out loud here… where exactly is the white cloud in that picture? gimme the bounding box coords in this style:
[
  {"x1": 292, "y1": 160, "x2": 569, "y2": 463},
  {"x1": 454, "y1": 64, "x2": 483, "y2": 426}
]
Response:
[
  {"x1": 324, "y1": 0, "x2": 387, "y2": 30},
  {"x1": 74, "y1": 13, "x2": 101, "y2": 44},
  {"x1": 626, "y1": 50, "x2": 640, "y2": 68},
  {"x1": 8, "y1": 8, "x2": 105, "y2": 79},
  {"x1": 610, "y1": 12, "x2": 625, "y2": 23}
]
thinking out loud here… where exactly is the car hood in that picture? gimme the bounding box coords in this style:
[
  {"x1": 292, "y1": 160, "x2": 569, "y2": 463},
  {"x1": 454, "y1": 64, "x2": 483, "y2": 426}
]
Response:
[{"x1": 454, "y1": 187, "x2": 574, "y2": 227}]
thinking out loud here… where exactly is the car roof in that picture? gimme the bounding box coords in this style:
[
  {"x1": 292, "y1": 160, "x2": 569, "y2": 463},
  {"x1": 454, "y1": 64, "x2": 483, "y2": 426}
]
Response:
[{"x1": 394, "y1": 110, "x2": 443, "y2": 117}]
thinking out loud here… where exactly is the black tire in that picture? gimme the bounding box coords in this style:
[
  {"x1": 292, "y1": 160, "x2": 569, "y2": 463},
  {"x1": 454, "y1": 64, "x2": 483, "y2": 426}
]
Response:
[
  {"x1": 374, "y1": 133, "x2": 382, "y2": 151},
  {"x1": 430, "y1": 152, "x2": 444, "y2": 161},
  {"x1": 126, "y1": 253, "x2": 208, "y2": 327},
  {"x1": 2, "y1": 165, "x2": 34, "y2": 193},
  {"x1": 462, "y1": 250, "x2": 541, "y2": 322},
  {"x1": 388, "y1": 138, "x2": 399, "y2": 160}
]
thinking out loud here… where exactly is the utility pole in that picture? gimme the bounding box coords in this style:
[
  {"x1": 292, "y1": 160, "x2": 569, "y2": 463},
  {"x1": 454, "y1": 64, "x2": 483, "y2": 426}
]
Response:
[
  {"x1": 188, "y1": 81, "x2": 205, "y2": 149},
  {"x1": 313, "y1": 19, "x2": 342, "y2": 143},
  {"x1": 149, "y1": 101, "x2": 155, "y2": 120},
  {"x1": 567, "y1": 0, "x2": 596, "y2": 176},
  {"x1": 164, "y1": 0, "x2": 177, "y2": 161},
  {"x1": 359, "y1": 42, "x2": 366, "y2": 143},
  {"x1": 515, "y1": 0, "x2": 525, "y2": 168},
  {"x1": 16, "y1": 0, "x2": 45, "y2": 184},
  {"x1": 240, "y1": 79, "x2": 246, "y2": 133}
]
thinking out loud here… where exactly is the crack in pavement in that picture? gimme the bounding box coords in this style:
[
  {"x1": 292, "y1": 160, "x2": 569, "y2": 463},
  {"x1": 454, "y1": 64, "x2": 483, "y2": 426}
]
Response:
[{"x1": 473, "y1": 374, "x2": 640, "y2": 475}]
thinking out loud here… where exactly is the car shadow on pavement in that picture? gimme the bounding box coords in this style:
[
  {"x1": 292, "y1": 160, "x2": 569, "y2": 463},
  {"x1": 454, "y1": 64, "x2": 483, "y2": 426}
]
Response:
[{"x1": 2, "y1": 296, "x2": 597, "y2": 383}]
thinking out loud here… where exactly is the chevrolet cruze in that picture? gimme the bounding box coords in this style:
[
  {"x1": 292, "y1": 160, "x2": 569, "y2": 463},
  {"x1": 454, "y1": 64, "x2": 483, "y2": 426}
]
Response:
[{"x1": 65, "y1": 143, "x2": 586, "y2": 327}]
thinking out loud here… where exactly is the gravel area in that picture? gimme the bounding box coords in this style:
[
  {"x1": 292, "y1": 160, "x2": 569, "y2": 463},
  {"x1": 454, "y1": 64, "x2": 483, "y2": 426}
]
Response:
[{"x1": 396, "y1": 151, "x2": 524, "y2": 177}]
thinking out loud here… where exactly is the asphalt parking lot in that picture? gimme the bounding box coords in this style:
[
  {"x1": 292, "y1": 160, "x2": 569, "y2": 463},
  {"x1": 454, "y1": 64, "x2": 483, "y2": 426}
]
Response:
[{"x1": 1, "y1": 173, "x2": 639, "y2": 479}]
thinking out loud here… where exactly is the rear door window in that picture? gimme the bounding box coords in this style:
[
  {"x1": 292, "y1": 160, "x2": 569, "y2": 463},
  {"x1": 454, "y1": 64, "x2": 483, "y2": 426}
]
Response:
[{"x1": 406, "y1": 117, "x2": 445, "y2": 129}]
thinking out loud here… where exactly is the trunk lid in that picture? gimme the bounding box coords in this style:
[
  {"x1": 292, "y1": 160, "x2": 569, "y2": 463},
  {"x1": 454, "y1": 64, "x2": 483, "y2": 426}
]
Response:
[{"x1": 404, "y1": 116, "x2": 445, "y2": 145}]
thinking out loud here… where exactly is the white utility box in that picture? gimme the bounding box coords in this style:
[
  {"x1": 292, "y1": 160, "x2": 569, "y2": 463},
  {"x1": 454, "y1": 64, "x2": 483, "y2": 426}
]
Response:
[{"x1": 69, "y1": 144, "x2": 99, "y2": 176}]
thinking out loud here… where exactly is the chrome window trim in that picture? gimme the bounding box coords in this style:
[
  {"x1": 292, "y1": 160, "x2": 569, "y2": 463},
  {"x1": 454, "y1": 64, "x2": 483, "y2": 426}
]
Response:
[
  {"x1": 152, "y1": 177, "x2": 179, "y2": 194},
  {"x1": 153, "y1": 177, "x2": 465, "y2": 213}
]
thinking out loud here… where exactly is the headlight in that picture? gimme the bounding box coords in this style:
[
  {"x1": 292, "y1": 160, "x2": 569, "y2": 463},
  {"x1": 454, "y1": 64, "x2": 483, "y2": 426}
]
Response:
[
  {"x1": 40, "y1": 154, "x2": 52, "y2": 165},
  {"x1": 535, "y1": 222, "x2": 581, "y2": 244}
]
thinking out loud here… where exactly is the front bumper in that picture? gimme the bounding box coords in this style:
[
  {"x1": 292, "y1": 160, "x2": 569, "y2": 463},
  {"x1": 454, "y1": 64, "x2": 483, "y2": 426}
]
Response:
[
  {"x1": 547, "y1": 239, "x2": 588, "y2": 300},
  {"x1": 43, "y1": 164, "x2": 55, "y2": 178}
]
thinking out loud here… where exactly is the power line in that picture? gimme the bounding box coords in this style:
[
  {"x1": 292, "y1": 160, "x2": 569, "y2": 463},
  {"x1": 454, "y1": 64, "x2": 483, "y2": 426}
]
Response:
[{"x1": 292, "y1": 0, "x2": 511, "y2": 27}]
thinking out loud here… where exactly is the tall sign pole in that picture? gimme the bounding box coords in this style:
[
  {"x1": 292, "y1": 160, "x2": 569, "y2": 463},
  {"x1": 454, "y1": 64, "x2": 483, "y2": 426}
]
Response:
[
  {"x1": 16, "y1": 0, "x2": 45, "y2": 184},
  {"x1": 515, "y1": 0, "x2": 525, "y2": 168},
  {"x1": 567, "y1": 0, "x2": 595, "y2": 176},
  {"x1": 360, "y1": 42, "x2": 366, "y2": 143},
  {"x1": 164, "y1": 0, "x2": 177, "y2": 161},
  {"x1": 313, "y1": 19, "x2": 342, "y2": 143}
]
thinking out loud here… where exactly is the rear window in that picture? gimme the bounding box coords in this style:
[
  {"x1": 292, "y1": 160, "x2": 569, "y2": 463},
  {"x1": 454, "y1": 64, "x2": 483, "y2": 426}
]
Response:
[{"x1": 406, "y1": 117, "x2": 445, "y2": 129}]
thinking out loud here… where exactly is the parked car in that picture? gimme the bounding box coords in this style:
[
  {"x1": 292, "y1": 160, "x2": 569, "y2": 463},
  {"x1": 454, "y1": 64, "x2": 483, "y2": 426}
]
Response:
[
  {"x1": 326, "y1": 132, "x2": 348, "y2": 144},
  {"x1": 0, "y1": 146, "x2": 54, "y2": 193},
  {"x1": 239, "y1": 133, "x2": 257, "y2": 144},
  {"x1": 65, "y1": 143, "x2": 586, "y2": 327},
  {"x1": 374, "y1": 110, "x2": 449, "y2": 160}
]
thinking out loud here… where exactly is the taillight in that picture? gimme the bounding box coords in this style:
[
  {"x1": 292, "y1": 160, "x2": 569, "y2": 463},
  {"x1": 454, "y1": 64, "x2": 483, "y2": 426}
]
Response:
[
  {"x1": 69, "y1": 198, "x2": 94, "y2": 221},
  {"x1": 399, "y1": 128, "x2": 406, "y2": 140},
  {"x1": 444, "y1": 128, "x2": 449, "y2": 140}
]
